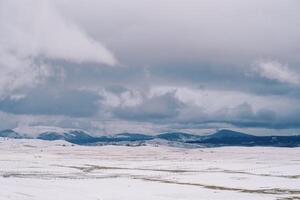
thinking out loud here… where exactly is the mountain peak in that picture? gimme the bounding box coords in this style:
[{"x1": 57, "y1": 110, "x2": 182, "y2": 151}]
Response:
[
  {"x1": 157, "y1": 132, "x2": 200, "y2": 141},
  {"x1": 210, "y1": 129, "x2": 253, "y2": 138},
  {"x1": 0, "y1": 129, "x2": 23, "y2": 139}
]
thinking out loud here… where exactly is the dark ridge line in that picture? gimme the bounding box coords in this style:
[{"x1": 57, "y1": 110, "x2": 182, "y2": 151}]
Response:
[
  {"x1": 63, "y1": 164, "x2": 300, "y2": 179},
  {"x1": 132, "y1": 176, "x2": 300, "y2": 195}
]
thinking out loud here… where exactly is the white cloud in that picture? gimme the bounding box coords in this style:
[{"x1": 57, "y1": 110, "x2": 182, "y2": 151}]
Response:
[
  {"x1": 0, "y1": 0, "x2": 116, "y2": 97},
  {"x1": 254, "y1": 61, "x2": 300, "y2": 84},
  {"x1": 99, "y1": 88, "x2": 143, "y2": 107},
  {"x1": 0, "y1": 0, "x2": 116, "y2": 65},
  {"x1": 113, "y1": 91, "x2": 183, "y2": 120},
  {"x1": 0, "y1": 50, "x2": 52, "y2": 97}
]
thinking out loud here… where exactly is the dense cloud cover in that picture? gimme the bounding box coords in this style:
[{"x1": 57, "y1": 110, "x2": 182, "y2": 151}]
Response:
[{"x1": 0, "y1": 0, "x2": 300, "y2": 135}]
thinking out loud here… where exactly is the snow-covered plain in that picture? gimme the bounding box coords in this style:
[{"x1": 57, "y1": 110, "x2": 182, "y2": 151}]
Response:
[{"x1": 0, "y1": 138, "x2": 299, "y2": 200}]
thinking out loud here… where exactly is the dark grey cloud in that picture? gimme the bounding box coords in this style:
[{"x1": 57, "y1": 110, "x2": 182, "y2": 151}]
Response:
[
  {"x1": 148, "y1": 62, "x2": 300, "y2": 97},
  {"x1": 169, "y1": 102, "x2": 300, "y2": 130},
  {"x1": 0, "y1": 88, "x2": 100, "y2": 117}
]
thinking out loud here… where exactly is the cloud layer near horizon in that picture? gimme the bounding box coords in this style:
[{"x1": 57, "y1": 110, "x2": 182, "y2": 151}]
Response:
[{"x1": 1, "y1": 0, "x2": 300, "y2": 135}]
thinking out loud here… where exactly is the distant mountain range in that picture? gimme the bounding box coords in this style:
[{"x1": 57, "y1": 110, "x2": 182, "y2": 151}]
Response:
[{"x1": 0, "y1": 126, "x2": 299, "y2": 147}]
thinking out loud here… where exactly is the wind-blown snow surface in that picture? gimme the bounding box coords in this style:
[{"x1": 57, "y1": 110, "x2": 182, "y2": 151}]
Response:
[{"x1": 0, "y1": 138, "x2": 299, "y2": 200}]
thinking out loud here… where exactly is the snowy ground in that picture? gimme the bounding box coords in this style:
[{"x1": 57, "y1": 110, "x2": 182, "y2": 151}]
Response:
[{"x1": 0, "y1": 138, "x2": 299, "y2": 200}]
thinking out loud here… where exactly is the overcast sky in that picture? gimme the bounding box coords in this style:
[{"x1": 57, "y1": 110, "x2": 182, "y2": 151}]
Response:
[{"x1": 0, "y1": 0, "x2": 300, "y2": 135}]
